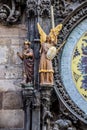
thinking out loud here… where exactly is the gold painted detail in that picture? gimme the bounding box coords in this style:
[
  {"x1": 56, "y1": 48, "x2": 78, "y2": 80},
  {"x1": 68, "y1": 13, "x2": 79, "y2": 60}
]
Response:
[
  {"x1": 39, "y1": 69, "x2": 54, "y2": 73},
  {"x1": 37, "y1": 22, "x2": 62, "y2": 44}
]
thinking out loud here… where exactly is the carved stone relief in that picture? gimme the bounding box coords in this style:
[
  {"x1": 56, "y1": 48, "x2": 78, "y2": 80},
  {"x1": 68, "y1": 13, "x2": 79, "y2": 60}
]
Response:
[
  {"x1": 51, "y1": 0, "x2": 87, "y2": 23},
  {"x1": 0, "y1": 0, "x2": 26, "y2": 24},
  {"x1": 53, "y1": 2, "x2": 87, "y2": 128}
]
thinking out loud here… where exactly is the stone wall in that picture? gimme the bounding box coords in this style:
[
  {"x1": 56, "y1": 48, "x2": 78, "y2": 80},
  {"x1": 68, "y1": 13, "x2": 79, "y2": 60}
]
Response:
[{"x1": 0, "y1": 24, "x2": 27, "y2": 129}]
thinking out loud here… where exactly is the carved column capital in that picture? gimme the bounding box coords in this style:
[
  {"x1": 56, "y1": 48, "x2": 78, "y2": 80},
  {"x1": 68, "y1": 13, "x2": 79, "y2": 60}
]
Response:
[
  {"x1": 0, "y1": 0, "x2": 24, "y2": 24},
  {"x1": 22, "y1": 87, "x2": 34, "y2": 109},
  {"x1": 38, "y1": 0, "x2": 51, "y2": 17},
  {"x1": 53, "y1": 119, "x2": 76, "y2": 130},
  {"x1": 26, "y1": 0, "x2": 37, "y2": 17},
  {"x1": 0, "y1": 0, "x2": 20, "y2": 24},
  {"x1": 40, "y1": 86, "x2": 53, "y2": 129}
]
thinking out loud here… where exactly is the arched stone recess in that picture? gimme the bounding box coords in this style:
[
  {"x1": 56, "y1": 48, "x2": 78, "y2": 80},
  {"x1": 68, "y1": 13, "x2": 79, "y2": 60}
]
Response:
[{"x1": 53, "y1": 1, "x2": 87, "y2": 124}]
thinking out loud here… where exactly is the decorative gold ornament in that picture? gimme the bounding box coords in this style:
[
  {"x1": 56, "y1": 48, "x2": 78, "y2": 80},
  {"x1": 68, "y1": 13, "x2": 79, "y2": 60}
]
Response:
[
  {"x1": 37, "y1": 23, "x2": 63, "y2": 60},
  {"x1": 24, "y1": 40, "x2": 31, "y2": 45},
  {"x1": 37, "y1": 23, "x2": 62, "y2": 44}
]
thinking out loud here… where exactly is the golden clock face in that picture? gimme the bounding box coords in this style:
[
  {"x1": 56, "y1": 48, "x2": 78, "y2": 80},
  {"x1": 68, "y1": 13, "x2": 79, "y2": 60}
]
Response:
[{"x1": 72, "y1": 32, "x2": 87, "y2": 101}]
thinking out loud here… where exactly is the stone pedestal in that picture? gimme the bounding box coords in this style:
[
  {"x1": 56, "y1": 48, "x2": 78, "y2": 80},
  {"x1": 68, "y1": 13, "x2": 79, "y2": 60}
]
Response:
[
  {"x1": 22, "y1": 84, "x2": 40, "y2": 130},
  {"x1": 32, "y1": 89, "x2": 40, "y2": 130},
  {"x1": 22, "y1": 86, "x2": 34, "y2": 130},
  {"x1": 40, "y1": 85, "x2": 53, "y2": 130}
]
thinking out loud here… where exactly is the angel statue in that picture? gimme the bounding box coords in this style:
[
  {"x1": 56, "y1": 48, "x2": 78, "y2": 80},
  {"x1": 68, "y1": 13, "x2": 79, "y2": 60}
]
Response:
[
  {"x1": 37, "y1": 23, "x2": 62, "y2": 86},
  {"x1": 17, "y1": 40, "x2": 34, "y2": 85}
]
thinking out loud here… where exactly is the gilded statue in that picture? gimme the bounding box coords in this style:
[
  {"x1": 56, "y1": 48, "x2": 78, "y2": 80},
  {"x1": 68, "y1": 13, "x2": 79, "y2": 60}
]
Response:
[
  {"x1": 37, "y1": 23, "x2": 62, "y2": 86},
  {"x1": 17, "y1": 40, "x2": 34, "y2": 85}
]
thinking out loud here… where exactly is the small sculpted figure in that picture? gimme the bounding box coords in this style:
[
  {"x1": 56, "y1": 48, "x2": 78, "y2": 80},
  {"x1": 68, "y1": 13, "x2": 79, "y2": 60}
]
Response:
[
  {"x1": 17, "y1": 40, "x2": 34, "y2": 85},
  {"x1": 37, "y1": 23, "x2": 62, "y2": 86}
]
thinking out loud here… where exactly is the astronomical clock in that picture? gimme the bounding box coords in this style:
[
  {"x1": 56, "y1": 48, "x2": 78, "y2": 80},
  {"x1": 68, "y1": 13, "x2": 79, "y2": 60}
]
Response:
[{"x1": 53, "y1": 1, "x2": 87, "y2": 126}]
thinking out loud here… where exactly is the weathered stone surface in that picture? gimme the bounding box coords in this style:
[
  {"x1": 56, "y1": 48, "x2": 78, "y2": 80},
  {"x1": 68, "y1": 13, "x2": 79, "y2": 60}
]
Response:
[
  {"x1": 0, "y1": 24, "x2": 26, "y2": 129},
  {"x1": 0, "y1": 26, "x2": 19, "y2": 38},
  {"x1": 0, "y1": 80, "x2": 22, "y2": 92},
  {"x1": 11, "y1": 39, "x2": 20, "y2": 45},
  {"x1": 0, "y1": 46, "x2": 9, "y2": 64},
  {"x1": 0, "y1": 24, "x2": 26, "y2": 92},
  {"x1": 11, "y1": 38, "x2": 26, "y2": 45},
  {"x1": 0, "y1": 128, "x2": 24, "y2": 130},
  {"x1": 0, "y1": 92, "x2": 2, "y2": 109},
  {"x1": 18, "y1": 25, "x2": 27, "y2": 38},
  {"x1": 0, "y1": 38, "x2": 11, "y2": 45},
  {"x1": 2, "y1": 91, "x2": 23, "y2": 109},
  {"x1": 0, "y1": 110, "x2": 24, "y2": 128},
  {"x1": 19, "y1": 30, "x2": 27, "y2": 38},
  {"x1": 0, "y1": 65, "x2": 22, "y2": 79},
  {"x1": 10, "y1": 45, "x2": 22, "y2": 65},
  {"x1": 5, "y1": 66, "x2": 22, "y2": 79},
  {"x1": 0, "y1": 66, "x2": 5, "y2": 79},
  {"x1": 0, "y1": 25, "x2": 27, "y2": 38}
]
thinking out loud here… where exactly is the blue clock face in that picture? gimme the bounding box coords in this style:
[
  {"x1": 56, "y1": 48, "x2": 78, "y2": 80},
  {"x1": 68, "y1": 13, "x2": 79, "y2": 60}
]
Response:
[
  {"x1": 60, "y1": 18, "x2": 87, "y2": 114},
  {"x1": 72, "y1": 32, "x2": 87, "y2": 100}
]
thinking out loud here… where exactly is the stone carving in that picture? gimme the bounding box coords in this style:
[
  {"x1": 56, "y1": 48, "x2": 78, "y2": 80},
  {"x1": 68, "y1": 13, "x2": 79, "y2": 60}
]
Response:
[
  {"x1": 17, "y1": 40, "x2": 34, "y2": 85},
  {"x1": 0, "y1": 0, "x2": 85, "y2": 24},
  {"x1": 33, "y1": 90, "x2": 40, "y2": 108},
  {"x1": 37, "y1": 23, "x2": 62, "y2": 86},
  {"x1": 26, "y1": 0, "x2": 37, "y2": 17},
  {"x1": 53, "y1": 119, "x2": 76, "y2": 130},
  {"x1": 52, "y1": 0, "x2": 73, "y2": 22},
  {"x1": 38, "y1": 0, "x2": 51, "y2": 17},
  {"x1": 40, "y1": 86, "x2": 53, "y2": 130},
  {"x1": 22, "y1": 87, "x2": 34, "y2": 130},
  {"x1": 26, "y1": 0, "x2": 51, "y2": 18},
  {"x1": 0, "y1": 0, "x2": 22, "y2": 24},
  {"x1": 51, "y1": 0, "x2": 86, "y2": 23}
]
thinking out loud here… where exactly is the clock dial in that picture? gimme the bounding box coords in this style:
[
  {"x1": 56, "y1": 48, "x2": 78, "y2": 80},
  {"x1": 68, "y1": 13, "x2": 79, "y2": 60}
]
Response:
[
  {"x1": 61, "y1": 18, "x2": 87, "y2": 114},
  {"x1": 72, "y1": 32, "x2": 87, "y2": 101}
]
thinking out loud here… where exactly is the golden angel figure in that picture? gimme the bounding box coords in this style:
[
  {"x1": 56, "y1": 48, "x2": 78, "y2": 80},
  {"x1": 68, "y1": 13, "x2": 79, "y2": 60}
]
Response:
[{"x1": 37, "y1": 23, "x2": 62, "y2": 86}]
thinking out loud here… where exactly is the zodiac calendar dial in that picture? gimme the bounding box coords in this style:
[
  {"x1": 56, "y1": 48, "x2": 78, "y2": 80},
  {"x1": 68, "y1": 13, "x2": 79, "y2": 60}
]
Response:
[
  {"x1": 72, "y1": 32, "x2": 87, "y2": 101},
  {"x1": 61, "y1": 18, "x2": 87, "y2": 114}
]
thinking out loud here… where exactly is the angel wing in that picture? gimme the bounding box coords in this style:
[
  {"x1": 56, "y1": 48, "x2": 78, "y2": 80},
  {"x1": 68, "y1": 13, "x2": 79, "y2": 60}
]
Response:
[
  {"x1": 49, "y1": 24, "x2": 63, "y2": 43},
  {"x1": 37, "y1": 23, "x2": 47, "y2": 44}
]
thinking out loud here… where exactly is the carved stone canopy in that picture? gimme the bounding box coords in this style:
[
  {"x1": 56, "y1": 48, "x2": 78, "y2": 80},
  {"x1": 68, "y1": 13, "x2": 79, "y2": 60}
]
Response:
[
  {"x1": 26, "y1": 0, "x2": 51, "y2": 18},
  {"x1": 0, "y1": 0, "x2": 26, "y2": 24}
]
